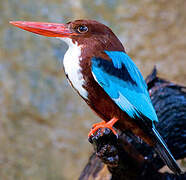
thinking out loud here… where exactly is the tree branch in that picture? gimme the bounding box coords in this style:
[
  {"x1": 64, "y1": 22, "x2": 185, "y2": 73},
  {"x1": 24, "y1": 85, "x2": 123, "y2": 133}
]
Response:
[{"x1": 79, "y1": 67, "x2": 186, "y2": 180}]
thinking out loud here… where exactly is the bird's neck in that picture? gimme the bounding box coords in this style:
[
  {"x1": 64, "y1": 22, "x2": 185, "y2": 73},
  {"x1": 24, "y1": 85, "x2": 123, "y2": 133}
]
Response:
[
  {"x1": 60, "y1": 37, "x2": 88, "y2": 99},
  {"x1": 59, "y1": 37, "x2": 125, "y2": 99}
]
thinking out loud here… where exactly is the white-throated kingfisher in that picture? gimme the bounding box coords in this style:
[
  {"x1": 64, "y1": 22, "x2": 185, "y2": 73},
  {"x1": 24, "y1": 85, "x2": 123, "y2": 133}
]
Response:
[{"x1": 10, "y1": 20, "x2": 182, "y2": 174}]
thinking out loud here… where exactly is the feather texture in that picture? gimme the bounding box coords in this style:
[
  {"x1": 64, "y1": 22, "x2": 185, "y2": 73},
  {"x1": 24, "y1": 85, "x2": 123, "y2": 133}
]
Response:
[
  {"x1": 152, "y1": 124, "x2": 182, "y2": 174},
  {"x1": 91, "y1": 51, "x2": 158, "y2": 122}
]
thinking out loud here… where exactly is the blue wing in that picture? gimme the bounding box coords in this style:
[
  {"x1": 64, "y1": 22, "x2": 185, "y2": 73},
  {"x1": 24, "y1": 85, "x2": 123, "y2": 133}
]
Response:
[{"x1": 91, "y1": 51, "x2": 158, "y2": 122}]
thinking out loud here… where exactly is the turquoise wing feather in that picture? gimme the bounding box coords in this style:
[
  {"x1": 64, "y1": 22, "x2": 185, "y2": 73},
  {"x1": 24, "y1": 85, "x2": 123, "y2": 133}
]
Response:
[{"x1": 91, "y1": 51, "x2": 158, "y2": 122}]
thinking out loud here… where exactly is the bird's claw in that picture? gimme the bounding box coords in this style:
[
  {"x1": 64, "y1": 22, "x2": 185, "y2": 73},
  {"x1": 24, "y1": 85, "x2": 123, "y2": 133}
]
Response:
[{"x1": 88, "y1": 117, "x2": 118, "y2": 138}]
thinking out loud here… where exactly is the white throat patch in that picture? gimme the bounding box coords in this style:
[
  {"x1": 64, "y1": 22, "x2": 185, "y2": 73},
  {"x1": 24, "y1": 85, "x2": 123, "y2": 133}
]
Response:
[{"x1": 58, "y1": 37, "x2": 88, "y2": 99}]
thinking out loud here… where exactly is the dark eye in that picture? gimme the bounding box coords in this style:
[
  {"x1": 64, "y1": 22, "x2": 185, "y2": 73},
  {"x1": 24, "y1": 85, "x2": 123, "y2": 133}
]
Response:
[{"x1": 77, "y1": 25, "x2": 88, "y2": 33}]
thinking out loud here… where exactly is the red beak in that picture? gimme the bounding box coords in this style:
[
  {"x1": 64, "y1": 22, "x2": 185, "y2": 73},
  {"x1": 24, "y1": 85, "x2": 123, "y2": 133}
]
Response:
[{"x1": 9, "y1": 21, "x2": 74, "y2": 37}]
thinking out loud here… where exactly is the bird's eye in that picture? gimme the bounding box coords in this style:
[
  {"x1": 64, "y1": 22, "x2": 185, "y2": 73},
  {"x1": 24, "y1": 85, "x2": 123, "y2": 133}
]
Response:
[{"x1": 76, "y1": 25, "x2": 88, "y2": 33}]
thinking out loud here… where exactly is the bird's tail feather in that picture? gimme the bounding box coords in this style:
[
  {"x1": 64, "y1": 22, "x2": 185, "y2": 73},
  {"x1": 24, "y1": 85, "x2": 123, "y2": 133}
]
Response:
[{"x1": 152, "y1": 126, "x2": 182, "y2": 175}]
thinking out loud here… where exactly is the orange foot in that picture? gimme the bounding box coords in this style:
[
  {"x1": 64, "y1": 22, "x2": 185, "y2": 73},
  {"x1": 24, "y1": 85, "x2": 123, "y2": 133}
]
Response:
[{"x1": 88, "y1": 117, "x2": 118, "y2": 137}]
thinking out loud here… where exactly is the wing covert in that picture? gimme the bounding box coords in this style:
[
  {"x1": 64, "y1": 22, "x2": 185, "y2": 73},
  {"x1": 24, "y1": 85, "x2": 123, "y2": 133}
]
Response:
[{"x1": 91, "y1": 51, "x2": 158, "y2": 122}]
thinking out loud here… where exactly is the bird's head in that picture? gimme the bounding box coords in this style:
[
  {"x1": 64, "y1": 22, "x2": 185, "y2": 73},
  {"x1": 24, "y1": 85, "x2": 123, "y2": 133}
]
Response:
[{"x1": 10, "y1": 19, "x2": 125, "y2": 56}]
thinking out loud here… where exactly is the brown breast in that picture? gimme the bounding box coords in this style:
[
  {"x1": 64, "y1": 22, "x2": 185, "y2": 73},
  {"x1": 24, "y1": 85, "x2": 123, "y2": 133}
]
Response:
[{"x1": 79, "y1": 55, "x2": 154, "y2": 145}]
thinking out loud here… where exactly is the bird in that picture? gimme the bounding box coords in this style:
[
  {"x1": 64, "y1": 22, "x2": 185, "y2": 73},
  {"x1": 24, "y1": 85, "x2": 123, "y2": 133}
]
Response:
[{"x1": 10, "y1": 19, "x2": 182, "y2": 174}]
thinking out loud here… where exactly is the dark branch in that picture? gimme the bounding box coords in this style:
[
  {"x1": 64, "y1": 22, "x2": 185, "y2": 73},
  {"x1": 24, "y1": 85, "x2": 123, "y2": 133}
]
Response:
[{"x1": 79, "y1": 67, "x2": 186, "y2": 180}]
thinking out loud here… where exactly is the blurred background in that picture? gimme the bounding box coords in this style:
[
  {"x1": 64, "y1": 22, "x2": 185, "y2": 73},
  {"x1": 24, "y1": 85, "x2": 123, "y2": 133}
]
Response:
[{"x1": 0, "y1": 0, "x2": 185, "y2": 179}]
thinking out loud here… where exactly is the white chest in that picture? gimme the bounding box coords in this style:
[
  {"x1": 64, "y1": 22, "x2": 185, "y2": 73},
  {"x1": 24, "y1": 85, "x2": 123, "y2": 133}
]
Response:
[{"x1": 60, "y1": 38, "x2": 88, "y2": 99}]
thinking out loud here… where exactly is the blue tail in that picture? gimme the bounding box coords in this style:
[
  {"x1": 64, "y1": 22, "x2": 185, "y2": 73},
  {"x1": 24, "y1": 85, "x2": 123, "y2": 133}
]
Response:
[{"x1": 152, "y1": 125, "x2": 182, "y2": 175}]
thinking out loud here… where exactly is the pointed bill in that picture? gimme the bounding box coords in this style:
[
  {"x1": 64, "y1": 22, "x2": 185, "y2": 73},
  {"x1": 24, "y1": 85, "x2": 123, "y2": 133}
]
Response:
[{"x1": 9, "y1": 21, "x2": 75, "y2": 37}]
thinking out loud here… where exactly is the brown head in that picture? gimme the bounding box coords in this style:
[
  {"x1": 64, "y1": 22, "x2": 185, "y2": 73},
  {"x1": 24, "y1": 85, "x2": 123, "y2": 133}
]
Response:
[{"x1": 65, "y1": 20, "x2": 125, "y2": 54}]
